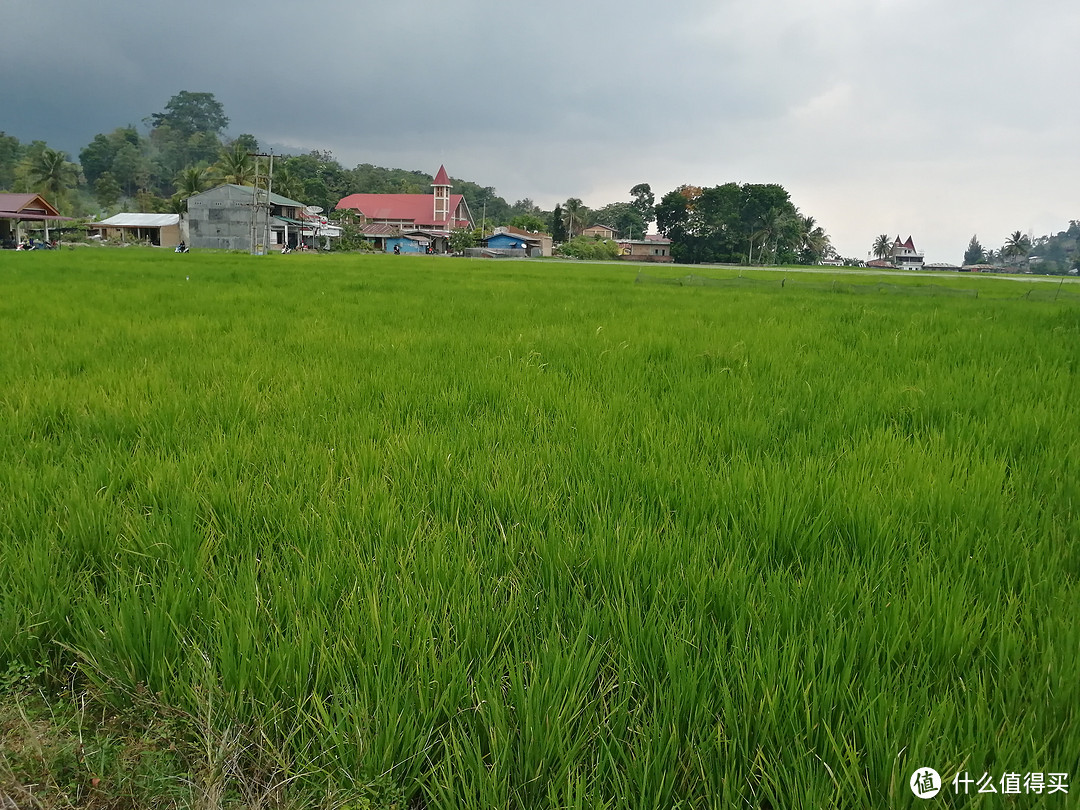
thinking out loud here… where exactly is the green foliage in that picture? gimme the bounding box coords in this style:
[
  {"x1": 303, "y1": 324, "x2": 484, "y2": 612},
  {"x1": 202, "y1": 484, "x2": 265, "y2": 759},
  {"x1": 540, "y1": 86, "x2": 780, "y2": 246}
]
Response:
[
  {"x1": 174, "y1": 166, "x2": 209, "y2": 199},
  {"x1": 872, "y1": 233, "x2": 892, "y2": 261},
  {"x1": 93, "y1": 172, "x2": 122, "y2": 209},
  {"x1": 629, "y1": 182, "x2": 655, "y2": 225},
  {"x1": 270, "y1": 164, "x2": 305, "y2": 202},
  {"x1": 964, "y1": 234, "x2": 985, "y2": 265},
  {"x1": 591, "y1": 201, "x2": 646, "y2": 240},
  {"x1": 0, "y1": 131, "x2": 21, "y2": 189},
  {"x1": 449, "y1": 227, "x2": 479, "y2": 252},
  {"x1": 1002, "y1": 230, "x2": 1032, "y2": 266},
  {"x1": 230, "y1": 133, "x2": 259, "y2": 154},
  {"x1": 147, "y1": 92, "x2": 228, "y2": 183},
  {"x1": 212, "y1": 143, "x2": 255, "y2": 186},
  {"x1": 150, "y1": 91, "x2": 228, "y2": 139},
  {"x1": 78, "y1": 127, "x2": 142, "y2": 185},
  {"x1": 510, "y1": 198, "x2": 541, "y2": 217},
  {"x1": 279, "y1": 151, "x2": 350, "y2": 212},
  {"x1": 657, "y1": 182, "x2": 806, "y2": 264},
  {"x1": 454, "y1": 178, "x2": 510, "y2": 226},
  {"x1": 508, "y1": 213, "x2": 547, "y2": 232},
  {"x1": 18, "y1": 146, "x2": 81, "y2": 210},
  {"x1": 798, "y1": 215, "x2": 832, "y2": 265},
  {"x1": 555, "y1": 234, "x2": 621, "y2": 260},
  {"x1": 348, "y1": 163, "x2": 431, "y2": 194},
  {"x1": 561, "y1": 198, "x2": 588, "y2": 237},
  {"x1": 550, "y1": 204, "x2": 567, "y2": 243},
  {"x1": 328, "y1": 211, "x2": 376, "y2": 252}
]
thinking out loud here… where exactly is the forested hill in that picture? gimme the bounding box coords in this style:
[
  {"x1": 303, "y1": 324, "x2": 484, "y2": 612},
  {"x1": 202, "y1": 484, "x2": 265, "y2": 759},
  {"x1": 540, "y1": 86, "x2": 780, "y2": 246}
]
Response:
[{"x1": 0, "y1": 91, "x2": 516, "y2": 224}]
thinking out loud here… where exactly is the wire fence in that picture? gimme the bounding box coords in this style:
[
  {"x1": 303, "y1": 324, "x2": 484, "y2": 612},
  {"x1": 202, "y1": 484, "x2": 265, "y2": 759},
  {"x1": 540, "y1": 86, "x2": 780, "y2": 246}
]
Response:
[{"x1": 634, "y1": 271, "x2": 1080, "y2": 302}]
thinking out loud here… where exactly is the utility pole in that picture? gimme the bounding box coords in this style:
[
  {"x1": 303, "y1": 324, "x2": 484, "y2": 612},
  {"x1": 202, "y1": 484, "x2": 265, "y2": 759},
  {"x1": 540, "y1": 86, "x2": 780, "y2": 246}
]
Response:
[{"x1": 249, "y1": 152, "x2": 274, "y2": 254}]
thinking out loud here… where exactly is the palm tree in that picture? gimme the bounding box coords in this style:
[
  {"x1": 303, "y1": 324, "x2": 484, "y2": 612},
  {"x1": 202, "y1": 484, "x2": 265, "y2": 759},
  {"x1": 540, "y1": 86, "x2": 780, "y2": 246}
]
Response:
[
  {"x1": 562, "y1": 198, "x2": 587, "y2": 238},
  {"x1": 212, "y1": 144, "x2": 254, "y2": 186},
  {"x1": 27, "y1": 148, "x2": 79, "y2": 205},
  {"x1": 872, "y1": 233, "x2": 893, "y2": 262},
  {"x1": 1003, "y1": 230, "x2": 1031, "y2": 266},
  {"x1": 271, "y1": 164, "x2": 305, "y2": 202},
  {"x1": 798, "y1": 215, "x2": 831, "y2": 264},
  {"x1": 175, "y1": 166, "x2": 209, "y2": 199}
]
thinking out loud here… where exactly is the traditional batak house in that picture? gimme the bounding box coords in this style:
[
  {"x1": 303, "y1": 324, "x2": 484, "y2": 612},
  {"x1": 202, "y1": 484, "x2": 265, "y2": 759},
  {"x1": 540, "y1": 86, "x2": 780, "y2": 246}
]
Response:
[
  {"x1": 891, "y1": 235, "x2": 924, "y2": 270},
  {"x1": 334, "y1": 165, "x2": 472, "y2": 253}
]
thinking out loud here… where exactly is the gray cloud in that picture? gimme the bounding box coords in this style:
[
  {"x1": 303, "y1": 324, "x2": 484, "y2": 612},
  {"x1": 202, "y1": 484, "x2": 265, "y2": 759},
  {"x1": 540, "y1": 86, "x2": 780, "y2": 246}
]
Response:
[{"x1": 2, "y1": 0, "x2": 1078, "y2": 261}]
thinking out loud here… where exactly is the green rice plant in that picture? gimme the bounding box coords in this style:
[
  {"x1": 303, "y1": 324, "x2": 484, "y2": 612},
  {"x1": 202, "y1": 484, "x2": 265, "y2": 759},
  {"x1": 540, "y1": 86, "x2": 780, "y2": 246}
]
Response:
[{"x1": 0, "y1": 250, "x2": 1077, "y2": 808}]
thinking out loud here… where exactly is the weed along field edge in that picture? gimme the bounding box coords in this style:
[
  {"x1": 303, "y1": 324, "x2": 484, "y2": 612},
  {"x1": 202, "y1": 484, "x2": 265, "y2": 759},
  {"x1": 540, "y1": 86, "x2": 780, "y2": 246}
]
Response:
[{"x1": 1, "y1": 250, "x2": 1077, "y2": 809}]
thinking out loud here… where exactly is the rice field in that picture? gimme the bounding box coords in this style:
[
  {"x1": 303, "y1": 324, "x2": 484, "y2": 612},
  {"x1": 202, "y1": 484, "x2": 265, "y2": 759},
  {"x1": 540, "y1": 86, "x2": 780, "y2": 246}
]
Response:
[{"x1": 1, "y1": 250, "x2": 1078, "y2": 808}]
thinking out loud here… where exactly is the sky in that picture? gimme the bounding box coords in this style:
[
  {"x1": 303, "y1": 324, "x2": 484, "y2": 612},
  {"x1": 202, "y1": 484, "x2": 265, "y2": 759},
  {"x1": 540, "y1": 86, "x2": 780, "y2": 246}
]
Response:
[{"x1": 2, "y1": 0, "x2": 1078, "y2": 263}]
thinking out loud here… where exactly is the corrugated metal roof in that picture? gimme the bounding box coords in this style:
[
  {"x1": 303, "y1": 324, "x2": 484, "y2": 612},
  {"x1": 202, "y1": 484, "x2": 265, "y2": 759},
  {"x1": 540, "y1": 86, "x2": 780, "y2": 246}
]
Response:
[
  {"x1": 187, "y1": 184, "x2": 306, "y2": 208},
  {"x1": 95, "y1": 213, "x2": 180, "y2": 228}
]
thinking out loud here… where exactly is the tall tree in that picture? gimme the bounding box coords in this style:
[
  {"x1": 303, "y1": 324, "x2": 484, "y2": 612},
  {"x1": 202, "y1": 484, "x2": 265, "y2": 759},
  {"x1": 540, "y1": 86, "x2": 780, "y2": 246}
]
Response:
[
  {"x1": 592, "y1": 201, "x2": 646, "y2": 240},
  {"x1": 230, "y1": 133, "x2": 259, "y2": 154},
  {"x1": 551, "y1": 204, "x2": 567, "y2": 243},
  {"x1": 510, "y1": 198, "x2": 541, "y2": 217},
  {"x1": 562, "y1": 198, "x2": 587, "y2": 237},
  {"x1": 658, "y1": 182, "x2": 804, "y2": 265},
  {"x1": 509, "y1": 213, "x2": 548, "y2": 232},
  {"x1": 175, "y1": 166, "x2": 210, "y2": 199},
  {"x1": 629, "y1": 183, "x2": 655, "y2": 226},
  {"x1": 1003, "y1": 230, "x2": 1031, "y2": 264},
  {"x1": 270, "y1": 164, "x2": 305, "y2": 202},
  {"x1": 149, "y1": 92, "x2": 228, "y2": 179},
  {"x1": 963, "y1": 235, "x2": 985, "y2": 265},
  {"x1": 150, "y1": 91, "x2": 229, "y2": 139},
  {"x1": 93, "y1": 172, "x2": 122, "y2": 209},
  {"x1": 0, "y1": 131, "x2": 21, "y2": 189},
  {"x1": 24, "y1": 147, "x2": 79, "y2": 206},
  {"x1": 797, "y1": 215, "x2": 831, "y2": 264},
  {"x1": 872, "y1": 234, "x2": 893, "y2": 261},
  {"x1": 213, "y1": 144, "x2": 255, "y2": 186}
]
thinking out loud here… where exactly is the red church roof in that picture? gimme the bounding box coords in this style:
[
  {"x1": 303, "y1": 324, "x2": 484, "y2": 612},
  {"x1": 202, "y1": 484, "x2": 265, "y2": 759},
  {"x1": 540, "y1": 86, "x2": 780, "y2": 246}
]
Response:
[
  {"x1": 433, "y1": 165, "x2": 450, "y2": 186},
  {"x1": 335, "y1": 192, "x2": 468, "y2": 229}
]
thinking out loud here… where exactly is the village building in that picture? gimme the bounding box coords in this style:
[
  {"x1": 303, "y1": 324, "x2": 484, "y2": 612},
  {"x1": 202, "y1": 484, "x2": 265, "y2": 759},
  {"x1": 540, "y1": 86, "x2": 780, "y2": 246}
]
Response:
[
  {"x1": 0, "y1": 193, "x2": 69, "y2": 247},
  {"x1": 484, "y1": 225, "x2": 552, "y2": 257},
  {"x1": 617, "y1": 233, "x2": 673, "y2": 262},
  {"x1": 336, "y1": 165, "x2": 472, "y2": 253},
  {"x1": 89, "y1": 213, "x2": 181, "y2": 247},
  {"x1": 582, "y1": 223, "x2": 617, "y2": 240},
  {"x1": 186, "y1": 184, "x2": 336, "y2": 251},
  {"x1": 891, "y1": 235, "x2": 924, "y2": 270}
]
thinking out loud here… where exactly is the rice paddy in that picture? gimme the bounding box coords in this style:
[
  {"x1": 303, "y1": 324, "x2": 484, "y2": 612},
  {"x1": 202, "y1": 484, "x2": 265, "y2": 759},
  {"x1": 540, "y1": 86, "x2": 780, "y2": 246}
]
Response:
[{"x1": 1, "y1": 250, "x2": 1077, "y2": 808}]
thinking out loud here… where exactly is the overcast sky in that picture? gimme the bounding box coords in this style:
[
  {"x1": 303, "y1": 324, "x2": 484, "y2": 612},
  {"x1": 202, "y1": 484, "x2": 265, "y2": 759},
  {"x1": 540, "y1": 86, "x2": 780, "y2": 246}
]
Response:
[{"x1": 3, "y1": 0, "x2": 1078, "y2": 262}]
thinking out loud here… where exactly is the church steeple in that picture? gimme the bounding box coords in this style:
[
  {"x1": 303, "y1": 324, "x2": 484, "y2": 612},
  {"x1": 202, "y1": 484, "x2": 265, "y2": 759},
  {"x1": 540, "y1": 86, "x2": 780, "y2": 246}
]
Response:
[{"x1": 432, "y1": 165, "x2": 451, "y2": 223}]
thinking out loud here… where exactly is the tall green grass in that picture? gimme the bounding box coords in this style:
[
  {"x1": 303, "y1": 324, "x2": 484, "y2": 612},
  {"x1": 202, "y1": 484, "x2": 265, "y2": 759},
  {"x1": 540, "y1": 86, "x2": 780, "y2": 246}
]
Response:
[{"x1": 1, "y1": 250, "x2": 1077, "y2": 808}]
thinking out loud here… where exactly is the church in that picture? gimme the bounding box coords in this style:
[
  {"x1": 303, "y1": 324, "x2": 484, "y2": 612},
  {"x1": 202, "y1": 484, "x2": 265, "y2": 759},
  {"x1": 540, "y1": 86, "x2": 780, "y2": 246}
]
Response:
[{"x1": 335, "y1": 166, "x2": 473, "y2": 251}]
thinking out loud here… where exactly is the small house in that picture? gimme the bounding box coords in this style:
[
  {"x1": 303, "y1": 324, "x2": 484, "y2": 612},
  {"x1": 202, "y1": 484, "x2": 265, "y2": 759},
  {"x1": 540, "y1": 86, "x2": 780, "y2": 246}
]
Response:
[
  {"x1": 582, "y1": 223, "x2": 617, "y2": 240},
  {"x1": 89, "y1": 213, "x2": 181, "y2": 246}
]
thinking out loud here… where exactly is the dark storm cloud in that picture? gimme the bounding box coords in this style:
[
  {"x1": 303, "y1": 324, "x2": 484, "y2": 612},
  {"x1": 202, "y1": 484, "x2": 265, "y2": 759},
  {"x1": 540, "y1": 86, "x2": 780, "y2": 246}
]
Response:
[{"x1": 3, "y1": 0, "x2": 1079, "y2": 261}]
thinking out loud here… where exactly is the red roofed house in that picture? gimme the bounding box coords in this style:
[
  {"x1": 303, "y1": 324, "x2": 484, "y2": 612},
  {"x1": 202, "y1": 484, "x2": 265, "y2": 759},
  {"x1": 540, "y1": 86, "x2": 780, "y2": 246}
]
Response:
[
  {"x1": 335, "y1": 165, "x2": 472, "y2": 252},
  {"x1": 0, "y1": 193, "x2": 69, "y2": 248},
  {"x1": 891, "y1": 235, "x2": 924, "y2": 270}
]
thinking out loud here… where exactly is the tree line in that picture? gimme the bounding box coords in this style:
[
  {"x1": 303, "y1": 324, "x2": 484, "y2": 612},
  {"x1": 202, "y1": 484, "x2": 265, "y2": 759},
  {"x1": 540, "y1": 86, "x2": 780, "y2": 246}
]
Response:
[
  {"x1": 2, "y1": 90, "x2": 840, "y2": 264},
  {"x1": 962, "y1": 227, "x2": 1079, "y2": 274}
]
